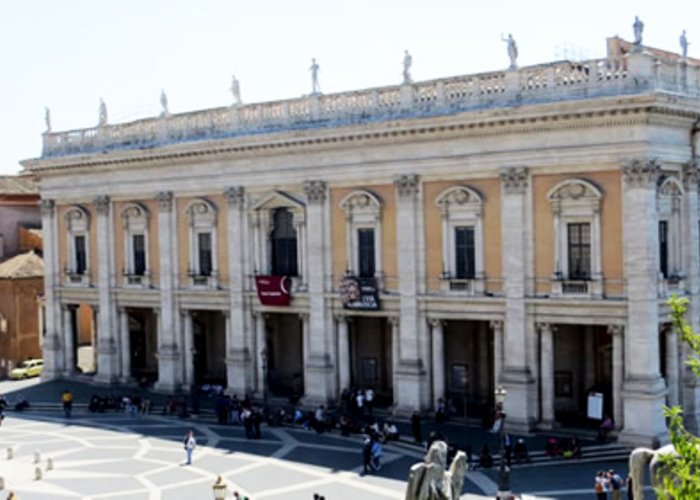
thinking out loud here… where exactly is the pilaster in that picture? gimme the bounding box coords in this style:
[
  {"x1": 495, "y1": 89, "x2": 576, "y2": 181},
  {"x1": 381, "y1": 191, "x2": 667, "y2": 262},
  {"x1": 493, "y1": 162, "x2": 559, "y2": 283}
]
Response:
[
  {"x1": 301, "y1": 180, "x2": 335, "y2": 404},
  {"x1": 393, "y1": 174, "x2": 429, "y2": 414},
  {"x1": 619, "y1": 158, "x2": 667, "y2": 445},
  {"x1": 93, "y1": 195, "x2": 118, "y2": 384},
  {"x1": 118, "y1": 308, "x2": 132, "y2": 383},
  {"x1": 499, "y1": 167, "x2": 536, "y2": 433},
  {"x1": 154, "y1": 191, "x2": 181, "y2": 392},
  {"x1": 225, "y1": 186, "x2": 253, "y2": 395},
  {"x1": 429, "y1": 318, "x2": 445, "y2": 407},
  {"x1": 40, "y1": 199, "x2": 63, "y2": 379},
  {"x1": 537, "y1": 323, "x2": 556, "y2": 429},
  {"x1": 335, "y1": 314, "x2": 351, "y2": 394},
  {"x1": 609, "y1": 325, "x2": 625, "y2": 431}
]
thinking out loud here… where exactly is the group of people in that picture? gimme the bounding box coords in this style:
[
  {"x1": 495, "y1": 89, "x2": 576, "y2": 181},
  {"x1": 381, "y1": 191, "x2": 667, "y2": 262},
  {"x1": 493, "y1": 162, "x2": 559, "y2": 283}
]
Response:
[
  {"x1": 214, "y1": 393, "x2": 264, "y2": 439},
  {"x1": 545, "y1": 436, "x2": 582, "y2": 459},
  {"x1": 595, "y1": 469, "x2": 628, "y2": 500},
  {"x1": 340, "y1": 387, "x2": 376, "y2": 416}
]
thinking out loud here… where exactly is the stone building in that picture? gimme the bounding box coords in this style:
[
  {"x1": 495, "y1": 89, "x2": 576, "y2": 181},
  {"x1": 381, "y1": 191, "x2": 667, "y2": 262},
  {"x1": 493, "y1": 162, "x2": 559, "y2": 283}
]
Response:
[{"x1": 22, "y1": 37, "x2": 700, "y2": 445}]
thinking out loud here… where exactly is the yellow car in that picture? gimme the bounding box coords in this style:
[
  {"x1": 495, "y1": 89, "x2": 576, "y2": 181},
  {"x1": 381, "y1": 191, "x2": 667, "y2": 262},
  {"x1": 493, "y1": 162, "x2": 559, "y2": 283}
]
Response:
[{"x1": 9, "y1": 359, "x2": 44, "y2": 380}]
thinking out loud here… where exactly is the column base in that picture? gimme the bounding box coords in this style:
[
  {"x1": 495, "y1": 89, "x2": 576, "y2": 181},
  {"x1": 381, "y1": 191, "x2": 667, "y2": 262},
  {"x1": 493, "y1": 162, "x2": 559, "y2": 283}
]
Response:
[
  {"x1": 501, "y1": 368, "x2": 537, "y2": 435},
  {"x1": 618, "y1": 376, "x2": 669, "y2": 447},
  {"x1": 226, "y1": 350, "x2": 253, "y2": 397},
  {"x1": 393, "y1": 359, "x2": 430, "y2": 414}
]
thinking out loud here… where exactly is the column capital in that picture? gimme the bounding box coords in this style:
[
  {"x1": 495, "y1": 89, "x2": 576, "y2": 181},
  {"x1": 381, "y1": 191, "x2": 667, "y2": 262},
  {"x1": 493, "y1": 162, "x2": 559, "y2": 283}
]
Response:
[
  {"x1": 607, "y1": 324, "x2": 625, "y2": 337},
  {"x1": 94, "y1": 195, "x2": 110, "y2": 215},
  {"x1": 303, "y1": 180, "x2": 327, "y2": 203},
  {"x1": 39, "y1": 198, "x2": 55, "y2": 216},
  {"x1": 298, "y1": 312, "x2": 310, "y2": 322},
  {"x1": 334, "y1": 313, "x2": 347, "y2": 323},
  {"x1": 428, "y1": 317, "x2": 443, "y2": 328},
  {"x1": 489, "y1": 320, "x2": 503, "y2": 331},
  {"x1": 500, "y1": 166, "x2": 528, "y2": 194},
  {"x1": 393, "y1": 174, "x2": 420, "y2": 199},
  {"x1": 536, "y1": 322, "x2": 557, "y2": 334},
  {"x1": 388, "y1": 316, "x2": 400, "y2": 327},
  {"x1": 682, "y1": 160, "x2": 700, "y2": 190},
  {"x1": 117, "y1": 307, "x2": 127, "y2": 315},
  {"x1": 225, "y1": 186, "x2": 246, "y2": 209},
  {"x1": 156, "y1": 191, "x2": 174, "y2": 211},
  {"x1": 222, "y1": 310, "x2": 230, "y2": 319},
  {"x1": 621, "y1": 158, "x2": 662, "y2": 188}
]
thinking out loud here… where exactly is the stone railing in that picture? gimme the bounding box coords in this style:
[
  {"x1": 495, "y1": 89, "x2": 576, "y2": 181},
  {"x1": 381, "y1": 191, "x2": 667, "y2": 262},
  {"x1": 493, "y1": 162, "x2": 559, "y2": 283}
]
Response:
[{"x1": 40, "y1": 52, "x2": 700, "y2": 158}]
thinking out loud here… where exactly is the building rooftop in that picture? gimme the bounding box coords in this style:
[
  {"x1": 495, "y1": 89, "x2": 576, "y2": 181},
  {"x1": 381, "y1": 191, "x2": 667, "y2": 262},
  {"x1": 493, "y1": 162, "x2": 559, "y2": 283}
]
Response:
[
  {"x1": 29, "y1": 38, "x2": 700, "y2": 163},
  {"x1": 0, "y1": 176, "x2": 37, "y2": 195},
  {"x1": 0, "y1": 250, "x2": 43, "y2": 279}
]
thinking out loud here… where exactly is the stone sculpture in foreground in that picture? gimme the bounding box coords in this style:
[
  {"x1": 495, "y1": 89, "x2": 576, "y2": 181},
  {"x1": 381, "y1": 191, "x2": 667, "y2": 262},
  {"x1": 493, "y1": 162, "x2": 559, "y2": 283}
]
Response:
[{"x1": 405, "y1": 440, "x2": 468, "y2": 500}]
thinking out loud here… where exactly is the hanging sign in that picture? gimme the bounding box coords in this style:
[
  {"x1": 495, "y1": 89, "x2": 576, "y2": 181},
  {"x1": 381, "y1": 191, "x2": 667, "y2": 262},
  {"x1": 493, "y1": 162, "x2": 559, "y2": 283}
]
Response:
[
  {"x1": 255, "y1": 275, "x2": 292, "y2": 306},
  {"x1": 340, "y1": 276, "x2": 380, "y2": 310}
]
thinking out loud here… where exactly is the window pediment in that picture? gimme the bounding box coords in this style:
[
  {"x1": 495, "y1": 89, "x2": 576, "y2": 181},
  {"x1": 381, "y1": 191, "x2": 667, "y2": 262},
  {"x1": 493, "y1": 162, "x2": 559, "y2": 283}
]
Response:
[
  {"x1": 64, "y1": 206, "x2": 90, "y2": 232},
  {"x1": 121, "y1": 203, "x2": 150, "y2": 230},
  {"x1": 185, "y1": 199, "x2": 217, "y2": 227},
  {"x1": 547, "y1": 179, "x2": 602, "y2": 215},
  {"x1": 250, "y1": 190, "x2": 305, "y2": 212},
  {"x1": 340, "y1": 190, "x2": 382, "y2": 220}
]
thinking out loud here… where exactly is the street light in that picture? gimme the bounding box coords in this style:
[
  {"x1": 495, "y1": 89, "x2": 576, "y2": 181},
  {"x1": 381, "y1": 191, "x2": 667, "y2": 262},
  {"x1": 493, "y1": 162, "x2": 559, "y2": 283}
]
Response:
[
  {"x1": 494, "y1": 385, "x2": 510, "y2": 500},
  {"x1": 212, "y1": 475, "x2": 227, "y2": 499}
]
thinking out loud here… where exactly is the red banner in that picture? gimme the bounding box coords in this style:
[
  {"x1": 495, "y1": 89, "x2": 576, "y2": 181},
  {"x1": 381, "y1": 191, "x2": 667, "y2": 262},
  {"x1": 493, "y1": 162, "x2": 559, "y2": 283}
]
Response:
[{"x1": 255, "y1": 275, "x2": 292, "y2": 306}]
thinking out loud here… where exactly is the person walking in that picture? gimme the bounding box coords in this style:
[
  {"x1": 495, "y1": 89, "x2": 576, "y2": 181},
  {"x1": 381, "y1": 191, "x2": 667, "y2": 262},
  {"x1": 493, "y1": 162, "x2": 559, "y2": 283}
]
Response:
[
  {"x1": 594, "y1": 470, "x2": 608, "y2": 499},
  {"x1": 62, "y1": 389, "x2": 73, "y2": 418},
  {"x1": 609, "y1": 469, "x2": 623, "y2": 500},
  {"x1": 360, "y1": 435, "x2": 374, "y2": 476},
  {"x1": 184, "y1": 429, "x2": 196, "y2": 465}
]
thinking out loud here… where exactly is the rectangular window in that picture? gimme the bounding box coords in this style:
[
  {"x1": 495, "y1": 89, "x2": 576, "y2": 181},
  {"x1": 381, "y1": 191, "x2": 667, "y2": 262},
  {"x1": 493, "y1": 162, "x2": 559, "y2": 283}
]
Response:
[
  {"x1": 74, "y1": 235, "x2": 86, "y2": 274},
  {"x1": 454, "y1": 226, "x2": 475, "y2": 279},
  {"x1": 198, "y1": 232, "x2": 212, "y2": 276},
  {"x1": 659, "y1": 220, "x2": 668, "y2": 278},
  {"x1": 567, "y1": 223, "x2": 591, "y2": 280},
  {"x1": 358, "y1": 228, "x2": 375, "y2": 278},
  {"x1": 133, "y1": 234, "x2": 146, "y2": 276}
]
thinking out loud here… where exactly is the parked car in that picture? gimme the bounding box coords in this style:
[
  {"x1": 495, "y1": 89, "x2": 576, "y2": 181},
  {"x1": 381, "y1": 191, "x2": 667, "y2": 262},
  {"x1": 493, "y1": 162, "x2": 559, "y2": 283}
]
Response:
[{"x1": 9, "y1": 359, "x2": 44, "y2": 380}]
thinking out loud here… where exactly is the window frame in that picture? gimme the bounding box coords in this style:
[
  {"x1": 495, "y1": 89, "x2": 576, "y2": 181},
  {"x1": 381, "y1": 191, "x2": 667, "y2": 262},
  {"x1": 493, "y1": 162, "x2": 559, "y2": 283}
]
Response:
[
  {"x1": 121, "y1": 203, "x2": 151, "y2": 287},
  {"x1": 64, "y1": 206, "x2": 91, "y2": 286},
  {"x1": 186, "y1": 199, "x2": 219, "y2": 288},
  {"x1": 340, "y1": 190, "x2": 383, "y2": 286}
]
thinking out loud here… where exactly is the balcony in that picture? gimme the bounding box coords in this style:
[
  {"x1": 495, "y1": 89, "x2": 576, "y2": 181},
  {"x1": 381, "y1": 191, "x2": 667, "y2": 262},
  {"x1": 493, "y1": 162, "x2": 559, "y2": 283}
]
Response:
[
  {"x1": 122, "y1": 271, "x2": 151, "y2": 288},
  {"x1": 438, "y1": 273, "x2": 486, "y2": 296},
  {"x1": 188, "y1": 270, "x2": 219, "y2": 290},
  {"x1": 549, "y1": 273, "x2": 603, "y2": 299},
  {"x1": 64, "y1": 268, "x2": 89, "y2": 286}
]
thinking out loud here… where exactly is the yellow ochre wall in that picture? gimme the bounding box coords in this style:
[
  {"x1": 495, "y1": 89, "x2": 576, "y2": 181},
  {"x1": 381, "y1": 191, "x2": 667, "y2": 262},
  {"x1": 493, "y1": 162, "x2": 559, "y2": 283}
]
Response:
[
  {"x1": 532, "y1": 170, "x2": 623, "y2": 294},
  {"x1": 423, "y1": 178, "x2": 502, "y2": 292},
  {"x1": 330, "y1": 184, "x2": 397, "y2": 288}
]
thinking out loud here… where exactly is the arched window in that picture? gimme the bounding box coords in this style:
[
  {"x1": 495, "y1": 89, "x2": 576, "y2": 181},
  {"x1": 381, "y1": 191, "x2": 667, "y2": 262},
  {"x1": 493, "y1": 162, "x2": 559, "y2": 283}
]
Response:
[
  {"x1": 186, "y1": 199, "x2": 218, "y2": 288},
  {"x1": 64, "y1": 206, "x2": 90, "y2": 285},
  {"x1": 657, "y1": 176, "x2": 684, "y2": 290},
  {"x1": 547, "y1": 178, "x2": 603, "y2": 297},
  {"x1": 271, "y1": 208, "x2": 298, "y2": 276},
  {"x1": 121, "y1": 203, "x2": 150, "y2": 286},
  {"x1": 435, "y1": 185, "x2": 485, "y2": 294},
  {"x1": 340, "y1": 190, "x2": 383, "y2": 281}
]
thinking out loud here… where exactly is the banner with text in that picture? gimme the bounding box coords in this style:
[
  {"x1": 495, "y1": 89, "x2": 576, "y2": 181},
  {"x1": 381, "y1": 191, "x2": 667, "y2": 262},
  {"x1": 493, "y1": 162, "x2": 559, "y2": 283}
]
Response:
[
  {"x1": 255, "y1": 275, "x2": 292, "y2": 306},
  {"x1": 340, "y1": 276, "x2": 380, "y2": 310}
]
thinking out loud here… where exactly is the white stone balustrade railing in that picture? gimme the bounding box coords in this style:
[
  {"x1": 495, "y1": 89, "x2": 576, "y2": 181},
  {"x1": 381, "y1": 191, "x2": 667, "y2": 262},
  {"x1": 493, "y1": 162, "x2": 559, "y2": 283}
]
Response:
[{"x1": 41, "y1": 52, "x2": 700, "y2": 158}]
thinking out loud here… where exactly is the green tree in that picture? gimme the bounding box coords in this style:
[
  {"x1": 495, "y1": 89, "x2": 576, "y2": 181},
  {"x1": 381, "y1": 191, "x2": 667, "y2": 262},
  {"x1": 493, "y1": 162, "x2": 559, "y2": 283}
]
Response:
[{"x1": 658, "y1": 295, "x2": 700, "y2": 498}]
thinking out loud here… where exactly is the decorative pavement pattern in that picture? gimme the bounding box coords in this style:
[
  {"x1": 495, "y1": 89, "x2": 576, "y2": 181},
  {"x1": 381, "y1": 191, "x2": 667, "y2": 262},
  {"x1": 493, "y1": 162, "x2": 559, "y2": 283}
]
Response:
[{"x1": 0, "y1": 412, "x2": 499, "y2": 500}]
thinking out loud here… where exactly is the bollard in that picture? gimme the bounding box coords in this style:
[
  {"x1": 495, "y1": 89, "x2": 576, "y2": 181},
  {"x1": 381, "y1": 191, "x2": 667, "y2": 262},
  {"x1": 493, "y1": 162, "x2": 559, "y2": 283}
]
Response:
[
  {"x1": 212, "y1": 475, "x2": 227, "y2": 500},
  {"x1": 46, "y1": 458, "x2": 53, "y2": 471},
  {"x1": 33, "y1": 452, "x2": 40, "y2": 464},
  {"x1": 34, "y1": 467, "x2": 42, "y2": 480},
  {"x1": 5, "y1": 448, "x2": 12, "y2": 460}
]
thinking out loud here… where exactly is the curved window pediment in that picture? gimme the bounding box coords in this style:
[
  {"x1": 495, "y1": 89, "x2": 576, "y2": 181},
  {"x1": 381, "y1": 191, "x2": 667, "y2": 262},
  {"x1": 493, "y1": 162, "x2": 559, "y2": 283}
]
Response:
[
  {"x1": 121, "y1": 203, "x2": 151, "y2": 285},
  {"x1": 64, "y1": 205, "x2": 90, "y2": 285},
  {"x1": 185, "y1": 199, "x2": 218, "y2": 287},
  {"x1": 340, "y1": 189, "x2": 383, "y2": 282},
  {"x1": 435, "y1": 185, "x2": 485, "y2": 293}
]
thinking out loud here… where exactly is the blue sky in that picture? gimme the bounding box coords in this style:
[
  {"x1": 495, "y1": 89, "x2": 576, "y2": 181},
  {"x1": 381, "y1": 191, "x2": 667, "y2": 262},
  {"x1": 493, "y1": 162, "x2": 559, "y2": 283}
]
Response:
[{"x1": 1, "y1": 0, "x2": 696, "y2": 174}]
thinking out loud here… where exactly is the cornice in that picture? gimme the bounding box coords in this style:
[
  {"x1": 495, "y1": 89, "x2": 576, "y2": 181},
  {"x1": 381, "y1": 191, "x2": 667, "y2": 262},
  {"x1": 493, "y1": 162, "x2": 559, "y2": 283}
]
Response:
[{"x1": 23, "y1": 93, "x2": 700, "y2": 175}]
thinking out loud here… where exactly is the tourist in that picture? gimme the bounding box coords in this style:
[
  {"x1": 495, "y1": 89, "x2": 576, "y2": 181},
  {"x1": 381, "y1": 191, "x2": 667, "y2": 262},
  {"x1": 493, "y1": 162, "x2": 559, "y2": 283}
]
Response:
[
  {"x1": 62, "y1": 389, "x2": 73, "y2": 418},
  {"x1": 371, "y1": 438, "x2": 383, "y2": 471},
  {"x1": 609, "y1": 469, "x2": 623, "y2": 500},
  {"x1": 598, "y1": 414, "x2": 614, "y2": 443},
  {"x1": 411, "y1": 411, "x2": 422, "y2": 444},
  {"x1": 514, "y1": 438, "x2": 530, "y2": 463},
  {"x1": 594, "y1": 470, "x2": 608, "y2": 499},
  {"x1": 545, "y1": 437, "x2": 560, "y2": 457},
  {"x1": 478, "y1": 443, "x2": 493, "y2": 469},
  {"x1": 183, "y1": 429, "x2": 196, "y2": 465},
  {"x1": 435, "y1": 398, "x2": 446, "y2": 424},
  {"x1": 355, "y1": 390, "x2": 365, "y2": 415},
  {"x1": 382, "y1": 421, "x2": 399, "y2": 442},
  {"x1": 365, "y1": 387, "x2": 375, "y2": 415},
  {"x1": 360, "y1": 435, "x2": 374, "y2": 475}
]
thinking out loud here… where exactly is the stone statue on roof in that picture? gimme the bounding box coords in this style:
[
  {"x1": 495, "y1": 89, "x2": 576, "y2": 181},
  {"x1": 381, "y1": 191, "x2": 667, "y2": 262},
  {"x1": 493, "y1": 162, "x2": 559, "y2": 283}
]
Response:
[
  {"x1": 403, "y1": 50, "x2": 413, "y2": 84},
  {"x1": 231, "y1": 74, "x2": 241, "y2": 106},
  {"x1": 633, "y1": 16, "x2": 644, "y2": 46},
  {"x1": 98, "y1": 98, "x2": 108, "y2": 127},
  {"x1": 680, "y1": 30, "x2": 689, "y2": 59},
  {"x1": 310, "y1": 58, "x2": 321, "y2": 95},
  {"x1": 44, "y1": 107, "x2": 51, "y2": 133},
  {"x1": 160, "y1": 89, "x2": 169, "y2": 117},
  {"x1": 502, "y1": 33, "x2": 518, "y2": 70}
]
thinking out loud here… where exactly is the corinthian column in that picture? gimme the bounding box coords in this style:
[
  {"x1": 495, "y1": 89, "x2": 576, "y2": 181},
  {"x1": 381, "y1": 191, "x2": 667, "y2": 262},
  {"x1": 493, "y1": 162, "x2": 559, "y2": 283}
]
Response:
[
  {"x1": 155, "y1": 191, "x2": 182, "y2": 392},
  {"x1": 499, "y1": 167, "x2": 535, "y2": 432},
  {"x1": 609, "y1": 324, "x2": 624, "y2": 430},
  {"x1": 429, "y1": 319, "x2": 445, "y2": 407},
  {"x1": 225, "y1": 187, "x2": 253, "y2": 395},
  {"x1": 40, "y1": 199, "x2": 64, "y2": 378},
  {"x1": 302, "y1": 180, "x2": 335, "y2": 404},
  {"x1": 619, "y1": 158, "x2": 667, "y2": 445},
  {"x1": 393, "y1": 174, "x2": 429, "y2": 414},
  {"x1": 537, "y1": 323, "x2": 556, "y2": 428},
  {"x1": 94, "y1": 195, "x2": 118, "y2": 384}
]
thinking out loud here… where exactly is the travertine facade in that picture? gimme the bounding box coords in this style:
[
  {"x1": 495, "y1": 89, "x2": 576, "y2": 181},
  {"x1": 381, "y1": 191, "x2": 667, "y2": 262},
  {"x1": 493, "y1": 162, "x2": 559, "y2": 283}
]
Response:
[{"x1": 23, "y1": 38, "x2": 700, "y2": 445}]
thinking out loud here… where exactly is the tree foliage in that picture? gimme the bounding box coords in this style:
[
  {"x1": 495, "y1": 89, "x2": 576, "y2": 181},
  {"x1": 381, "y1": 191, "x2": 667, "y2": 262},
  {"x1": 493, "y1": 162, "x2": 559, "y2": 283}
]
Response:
[{"x1": 657, "y1": 295, "x2": 700, "y2": 498}]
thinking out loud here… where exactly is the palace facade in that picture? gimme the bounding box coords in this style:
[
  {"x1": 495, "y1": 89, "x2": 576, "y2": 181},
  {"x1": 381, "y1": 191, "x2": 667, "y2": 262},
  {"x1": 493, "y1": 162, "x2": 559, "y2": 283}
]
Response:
[{"x1": 23, "y1": 38, "x2": 700, "y2": 445}]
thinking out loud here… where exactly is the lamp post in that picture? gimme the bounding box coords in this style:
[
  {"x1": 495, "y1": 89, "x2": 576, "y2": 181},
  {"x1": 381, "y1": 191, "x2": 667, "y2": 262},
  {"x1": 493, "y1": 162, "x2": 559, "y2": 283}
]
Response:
[
  {"x1": 212, "y1": 475, "x2": 227, "y2": 499},
  {"x1": 495, "y1": 385, "x2": 510, "y2": 500}
]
